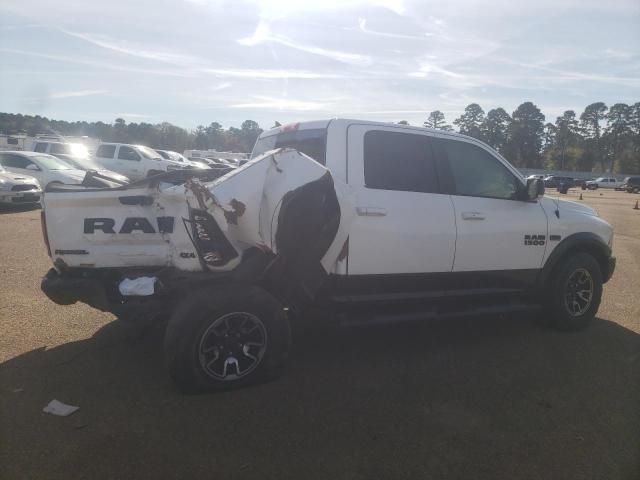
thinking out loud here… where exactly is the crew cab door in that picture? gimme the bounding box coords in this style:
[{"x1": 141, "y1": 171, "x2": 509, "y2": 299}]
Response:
[
  {"x1": 114, "y1": 146, "x2": 145, "y2": 179},
  {"x1": 346, "y1": 125, "x2": 456, "y2": 276},
  {"x1": 433, "y1": 137, "x2": 548, "y2": 285}
]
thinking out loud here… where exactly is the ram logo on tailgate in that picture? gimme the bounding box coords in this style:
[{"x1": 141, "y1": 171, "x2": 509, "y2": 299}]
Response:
[{"x1": 84, "y1": 217, "x2": 175, "y2": 234}]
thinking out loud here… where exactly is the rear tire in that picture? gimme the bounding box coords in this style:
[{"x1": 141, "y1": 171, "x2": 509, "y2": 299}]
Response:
[
  {"x1": 543, "y1": 253, "x2": 602, "y2": 331},
  {"x1": 164, "y1": 286, "x2": 290, "y2": 393}
]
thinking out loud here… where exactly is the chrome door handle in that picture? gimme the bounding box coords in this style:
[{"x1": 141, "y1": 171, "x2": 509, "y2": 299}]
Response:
[
  {"x1": 356, "y1": 207, "x2": 387, "y2": 217},
  {"x1": 461, "y1": 211, "x2": 485, "y2": 220}
]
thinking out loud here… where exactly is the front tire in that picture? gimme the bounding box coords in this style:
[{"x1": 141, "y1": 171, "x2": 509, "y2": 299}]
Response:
[
  {"x1": 164, "y1": 286, "x2": 290, "y2": 393},
  {"x1": 544, "y1": 253, "x2": 603, "y2": 331}
]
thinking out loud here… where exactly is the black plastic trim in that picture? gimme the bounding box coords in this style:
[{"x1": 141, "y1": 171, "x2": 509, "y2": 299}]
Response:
[{"x1": 538, "y1": 232, "x2": 613, "y2": 286}]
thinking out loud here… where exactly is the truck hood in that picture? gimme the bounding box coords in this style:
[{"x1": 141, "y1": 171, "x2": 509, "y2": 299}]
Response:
[{"x1": 540, "y1": 196, "x2": 598, "y2": 217}]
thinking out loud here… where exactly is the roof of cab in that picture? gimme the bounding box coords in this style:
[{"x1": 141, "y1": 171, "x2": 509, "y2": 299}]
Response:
[{"x1": 261, "y1": 118, "x2": 476, "y2": 143}]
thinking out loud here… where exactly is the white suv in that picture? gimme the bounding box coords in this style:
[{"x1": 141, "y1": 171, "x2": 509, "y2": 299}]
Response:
[{"x1": 94, "y1": 143, "x2": 188, "y2": 181}]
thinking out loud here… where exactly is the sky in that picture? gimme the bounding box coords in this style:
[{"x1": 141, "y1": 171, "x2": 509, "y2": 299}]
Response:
[{"x1": 0, "y1": 0, "x2": 639, "y2": 129}]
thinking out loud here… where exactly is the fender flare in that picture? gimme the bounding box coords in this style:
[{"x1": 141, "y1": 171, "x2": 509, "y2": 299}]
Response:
[{"x1": 537, "y1": 232, "x2": 613, "y2": 288}]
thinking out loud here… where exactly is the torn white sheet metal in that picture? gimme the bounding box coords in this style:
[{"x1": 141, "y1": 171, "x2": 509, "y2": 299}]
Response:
[
  {"x1": 118, "y1": 276, "x2": 157, "y2": 296},
  {"x1": 43, "y1": 149, "x2": 355, "y2": 274}
]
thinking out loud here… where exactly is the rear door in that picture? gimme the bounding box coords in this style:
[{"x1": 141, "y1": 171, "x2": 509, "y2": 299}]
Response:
[
  {"x1": 346, "y1": 125, "x2": 456, "y2": 278},
  {"x1": 433, "y1": 137, "x2": 548, "y2": 287}
]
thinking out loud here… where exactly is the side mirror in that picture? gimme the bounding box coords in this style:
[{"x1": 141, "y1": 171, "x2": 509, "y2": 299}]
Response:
[
  {"x1": 525, "y1": 178, "x2": 544, "y2": 200},
  {"x1": 26, "y1": 164, "x2": 40, "y2": 171}
]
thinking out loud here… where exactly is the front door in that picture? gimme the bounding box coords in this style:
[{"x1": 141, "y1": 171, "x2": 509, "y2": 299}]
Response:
[
  {"x1": 115, "y1": 146, "x2": 144, "y2": 180},
  {"x1": 432, "y1": 137, "x2": 548, "y2": 286}
]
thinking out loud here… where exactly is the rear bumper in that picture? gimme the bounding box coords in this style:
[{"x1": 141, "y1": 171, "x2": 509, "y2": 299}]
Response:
[{"x1": 41, "y1": 268, "x2": 111, "y2": 310}]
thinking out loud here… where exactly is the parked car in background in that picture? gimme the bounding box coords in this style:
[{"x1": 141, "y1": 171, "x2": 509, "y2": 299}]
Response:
[
  {"x1": 0, "y1": 151, "x2": 86, "y2": 189},
  {"x1": 35, "y1": 141, "x2": 130, "y2": 184},
  {"x1": 574, "y1": 178, "x2": 593, "y2": 190},
  {"x1": 93, "y1": 143, "x2": 194, "y2": 181},
  {"x1": 544, "y1": 176, "x2": 575, "y2": 191},
  {"x1": 56, "y1": 154, "x2": 129, "y2": 184},
  {"x1": 155, "y1": 150, "x2": 210, "y2": 169},
  {"x1": 585, "y1": 177, "x2": 622, "y2": 190},
  {"x1": 621, "y1": 176, "x2": 640, "y2": 193},
  {"x1": 34, "y1": 141, "x2": 89, "y2": 158},
  {"x1": 0, "y1": 163, "x2": 42, "y2": 205}
]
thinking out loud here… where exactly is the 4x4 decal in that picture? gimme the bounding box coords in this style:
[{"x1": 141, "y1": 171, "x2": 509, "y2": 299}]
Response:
[{"x1": 524, "y1": 234, "x2": 546, "y2": 246}]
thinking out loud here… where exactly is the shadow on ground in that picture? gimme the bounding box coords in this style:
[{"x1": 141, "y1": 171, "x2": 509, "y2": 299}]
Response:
[
  {"x1": 0, "y1": 203, "x2": 41, "y2": 214},
  {"x1": 1, "y1": 314, "x2": 639, "y2": 479}
]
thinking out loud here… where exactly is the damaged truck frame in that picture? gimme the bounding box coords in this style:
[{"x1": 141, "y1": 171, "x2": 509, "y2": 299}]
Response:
[{"x1": 41, "y1": 119, "x2": 616, "y2": 392}]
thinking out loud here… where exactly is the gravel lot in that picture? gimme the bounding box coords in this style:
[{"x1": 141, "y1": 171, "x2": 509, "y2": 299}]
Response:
[{"x1": 1, "y1": 189, "x2": 639, "y2": 480}]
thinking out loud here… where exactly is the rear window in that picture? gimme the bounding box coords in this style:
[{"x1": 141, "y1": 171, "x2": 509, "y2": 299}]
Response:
[
  {"x1": 363, "y1": 130, "x2": 438, "y2": 193},
  {"x1": 251, "y1": 128, "x2": 327, "y2": 165}
]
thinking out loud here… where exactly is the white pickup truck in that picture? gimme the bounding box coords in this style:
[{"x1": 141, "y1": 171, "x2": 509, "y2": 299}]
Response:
[
  {"x1": 40, "y1": 119, "x2": 616, "y2": 392},
  {"x1": 585, "y1": 177, "x2": 623, "y2": 190}
]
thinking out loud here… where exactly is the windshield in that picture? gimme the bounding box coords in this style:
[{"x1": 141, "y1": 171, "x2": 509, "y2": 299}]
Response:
[
  {"x1": 595, "y1": 177, "x2": 606, "y2": 182},
  {"x1": 168, "y1": 151, "x2": 188, "y2": 162},
  {"x1": 251, "y1": 128, "x2": 327, "y2": 165},
  {"x1": 135, "y1": 146, "x2": 162, "y2": 159},
  {"x1": 33, "y1": 154, "x2": 74, "y2": 170},
  {"x1": 60, "y1": 155, "x2": 104, "y2": 170}
]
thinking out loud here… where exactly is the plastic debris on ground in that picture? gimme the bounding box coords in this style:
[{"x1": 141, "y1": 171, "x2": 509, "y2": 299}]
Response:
[
  {"x1": 118, "y1": 277, "x2": 157, "y2": 296},
  {"x1": 43, "y1": 399, "x2": 80, "y2": 417}
]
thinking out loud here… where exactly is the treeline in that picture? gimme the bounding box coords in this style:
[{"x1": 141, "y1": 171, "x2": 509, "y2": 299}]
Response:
[
  {"x1": 0, "y1": 113, "x2": 265, "y2": 154},
  {"x1": 415, "y1": 101, "x2": 640, "y2": 173},
  {"x1": 1, "y1": 100, "x2": 639, "y2": 173}
]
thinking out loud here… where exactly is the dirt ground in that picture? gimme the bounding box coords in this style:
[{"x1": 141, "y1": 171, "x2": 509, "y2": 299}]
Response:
[{"x1": 1, "y1": 189, "x2": 639, "y2": 480}]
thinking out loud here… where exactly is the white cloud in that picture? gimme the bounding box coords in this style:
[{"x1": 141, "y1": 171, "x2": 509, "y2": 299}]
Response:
[
  {"x1": 238, "y1": 21, "x2": 372, "y2": 66},
  {"x1": 201, "y1": 67, "x2": 344, "y2": 79},
  {"x1": 230, "y1": 96, "x2": 332, "y2": 111},
  {"x1": 50, "y1": 89, "x2": 108, "y2": 99}
]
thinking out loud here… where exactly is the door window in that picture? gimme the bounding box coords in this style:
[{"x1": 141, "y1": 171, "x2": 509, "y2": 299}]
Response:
[
  {"x1": 0, "y1": 153, "x2": 36, "y2": 169},
  {"x1": 436, "y1": 139, "x2": 520, "y2": 200},
  {"x1": 363, "y1": 130, "x2": 438, "y2": 193},
  {"x1": 117, "y1": 146, "x2": 140, "y2": 161},
  {"x1": 34, "y1": 143, "x2": 48, "y2": 153},
  {"x1": 95, "y1": 145, "x2": 116, "y2": 158}
]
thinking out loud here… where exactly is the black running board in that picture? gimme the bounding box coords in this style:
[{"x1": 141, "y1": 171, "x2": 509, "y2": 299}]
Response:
[{"x1": 338, "y1": 302, "x2": 541, "y2": 328}]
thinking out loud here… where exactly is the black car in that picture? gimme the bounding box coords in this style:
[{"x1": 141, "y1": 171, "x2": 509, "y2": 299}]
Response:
[
  {"x1": 544, "y1": 176, "x2": 575, "y2": 192},
  {"x1": 622, "y1": 176, "x2": 640, "y2": 193}
]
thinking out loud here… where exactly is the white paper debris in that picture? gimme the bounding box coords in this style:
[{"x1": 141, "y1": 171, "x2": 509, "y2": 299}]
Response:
[
  {"x1": 43, "y1": 399, "x2": 79, "y2": 417},
  {"x1": 118, "y1": 276, "x2": 157, "y2": 296}
]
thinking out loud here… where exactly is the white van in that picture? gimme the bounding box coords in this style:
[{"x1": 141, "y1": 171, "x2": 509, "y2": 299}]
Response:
[{"x1": 93, "y1": 143, "x2": 188, "y2": 181}]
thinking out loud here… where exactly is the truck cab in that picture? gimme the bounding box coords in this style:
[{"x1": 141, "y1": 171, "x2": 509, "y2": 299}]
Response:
[{"x1": 40, "y1": 119, "x2": 616, "y2": 392}]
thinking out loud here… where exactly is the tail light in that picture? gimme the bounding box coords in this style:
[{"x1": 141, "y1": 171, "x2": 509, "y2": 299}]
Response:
[{"x1": 41, "y1": 210, "x2": 51, "y2": 257}]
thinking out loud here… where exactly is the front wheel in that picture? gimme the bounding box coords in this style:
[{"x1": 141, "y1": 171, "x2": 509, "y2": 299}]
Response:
[
  {"x1": 164, "y1": 286, "x2": 290, "y2": 393},
  {"x1": 543, "y1": 253, "x2": 603, "y2": 331}
]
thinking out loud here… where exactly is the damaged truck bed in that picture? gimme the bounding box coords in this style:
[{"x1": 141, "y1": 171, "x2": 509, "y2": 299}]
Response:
[{"x1": 42, "y1": 149, "x2": 354, "y2": 316}]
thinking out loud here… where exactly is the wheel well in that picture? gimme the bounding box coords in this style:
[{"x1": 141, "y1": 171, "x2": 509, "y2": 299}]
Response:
[
  {"x1": 564, "y1": 245, "x2": 608, "y2": 279},
  {"x1": 545, "y1": 243, "x2": 609, "y2": 286}
]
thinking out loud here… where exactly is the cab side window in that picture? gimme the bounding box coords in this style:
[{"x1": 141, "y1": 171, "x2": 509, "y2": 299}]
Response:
[
  {"x1": 436, "y1": 139, "x2": 520, "y2": 200},
  {"x1": 118, "y1": 146, "x2": 140, "y2": 161},
  {"x1": 96, "y1": 145, "x2": 116, "y2": 159},
  {"x1": 34, "y1": 143, "x2": 48, "y2": 153},
  {"x1": 363, "y1": 130, "x2": 438, "y2": 193}
]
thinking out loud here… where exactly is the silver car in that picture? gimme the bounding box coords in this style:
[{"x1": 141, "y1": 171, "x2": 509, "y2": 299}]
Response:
[{"x1": 0, "y1": 163, "x2": 42, "y2": 205}]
